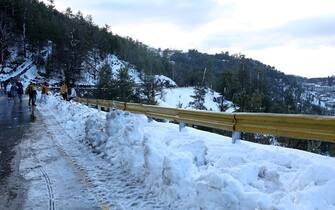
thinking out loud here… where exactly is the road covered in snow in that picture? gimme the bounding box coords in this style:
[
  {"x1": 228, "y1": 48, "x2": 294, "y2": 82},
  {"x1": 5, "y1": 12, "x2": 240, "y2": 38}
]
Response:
[
  {"x1": 2, "y1": 93, "x2": 335, "y2": 209},
  {"x1": 0, "y1": 97, "x2": 31, "y2": 209},
  {"x1": 35, "y1": 95, "x2": 335, "y2": 210},
  {"x1": 0, "y1": 96, "x2": 102, "y2": 209}
]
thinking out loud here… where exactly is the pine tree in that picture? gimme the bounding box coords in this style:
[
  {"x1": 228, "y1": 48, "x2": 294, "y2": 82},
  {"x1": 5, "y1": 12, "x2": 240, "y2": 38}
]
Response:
[
  {"x1": 0, "y1": 14, "x2": 12, "y2": 65},
  {"x1": 115, "y1": 67, "x2": 136, "y2": 102},
  {"x1": 96, "y1": 63, "x2": 116, "y2": 99},
  {"x1": 189, "y1": 86, "x2": 207, "y2": 110},
  {"x1": 140, "y1": 75, "x2": 162, "y2": 105}
]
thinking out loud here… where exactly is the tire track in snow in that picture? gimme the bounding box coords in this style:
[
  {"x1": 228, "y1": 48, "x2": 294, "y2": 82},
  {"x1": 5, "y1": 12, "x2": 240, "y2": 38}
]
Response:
[
  {"x1": 39, "y1": 166, "x2": 55, "y2": 210},
  {"x1": 29, "y1": 149, "x2": 56, "y2": 210},
  {"x1": 51, "y1": 136, "x2": 115, "y2": 210},
  {"x1": 41, "y1": 112, "x2": 177, "y2": 210}
]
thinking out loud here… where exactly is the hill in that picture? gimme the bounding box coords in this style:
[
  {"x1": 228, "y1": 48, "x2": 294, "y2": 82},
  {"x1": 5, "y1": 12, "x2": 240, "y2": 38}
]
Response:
[{"x1": 0, "y1": 0, "x2": 333, "y2": 116}]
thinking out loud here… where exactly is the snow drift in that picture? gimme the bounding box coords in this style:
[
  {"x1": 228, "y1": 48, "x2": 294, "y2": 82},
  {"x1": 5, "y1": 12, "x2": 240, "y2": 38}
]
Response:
[{"x1": 42, "y1": 95, "x2": 335, "y2": 210}]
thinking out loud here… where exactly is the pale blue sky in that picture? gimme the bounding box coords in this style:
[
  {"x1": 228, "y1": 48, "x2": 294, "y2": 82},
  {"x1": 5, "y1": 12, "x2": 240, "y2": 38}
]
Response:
[{"x1": 44, "y1": 0, "x2": 335, "y2": 78}]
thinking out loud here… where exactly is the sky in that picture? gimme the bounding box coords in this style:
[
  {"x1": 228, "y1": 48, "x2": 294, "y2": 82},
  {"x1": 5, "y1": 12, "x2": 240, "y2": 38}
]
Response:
[{"x1": 44, "y1": 0, "x2": 335, "y2": 78}]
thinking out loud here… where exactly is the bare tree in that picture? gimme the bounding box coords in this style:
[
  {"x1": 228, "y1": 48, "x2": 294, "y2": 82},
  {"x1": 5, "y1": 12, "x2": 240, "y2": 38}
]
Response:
[{"x1": 0, "y1": 16, "x2": 12, "y2": 65}]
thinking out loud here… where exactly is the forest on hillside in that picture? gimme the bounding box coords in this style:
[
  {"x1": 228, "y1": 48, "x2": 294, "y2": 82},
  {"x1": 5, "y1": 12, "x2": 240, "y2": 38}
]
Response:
[{"x1": 0, "y1": 0, "x2": 325, "y2": 115}]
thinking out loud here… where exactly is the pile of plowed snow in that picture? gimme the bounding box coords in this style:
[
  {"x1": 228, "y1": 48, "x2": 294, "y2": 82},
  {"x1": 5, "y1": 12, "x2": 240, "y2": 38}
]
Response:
[{"x1": 41, "y1": 95, "x2": 335, "y2": 210}]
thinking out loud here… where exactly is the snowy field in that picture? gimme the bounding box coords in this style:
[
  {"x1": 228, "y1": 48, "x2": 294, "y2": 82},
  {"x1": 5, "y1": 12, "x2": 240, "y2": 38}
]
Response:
[
  {"x1": 157, "y1": 87, "x2": 235, "y2": 112},
  {"x1": 38, "y1": 95, "x2": 335, "y2": 210}
]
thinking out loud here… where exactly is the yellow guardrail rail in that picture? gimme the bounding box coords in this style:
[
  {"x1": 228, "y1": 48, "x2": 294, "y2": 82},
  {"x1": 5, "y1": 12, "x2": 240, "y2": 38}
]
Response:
[{"x1": 74, "y1": 97, "x2": 335, "y2": 143}]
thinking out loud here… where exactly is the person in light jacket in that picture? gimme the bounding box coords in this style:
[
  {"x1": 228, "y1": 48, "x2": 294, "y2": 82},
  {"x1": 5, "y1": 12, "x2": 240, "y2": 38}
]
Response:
[
  {"x1": 6, "y1": 81, "x2": 12, "y2": 101},
  {"x1": 68, "y1": 87, "x2": 77, "y2": 101}
]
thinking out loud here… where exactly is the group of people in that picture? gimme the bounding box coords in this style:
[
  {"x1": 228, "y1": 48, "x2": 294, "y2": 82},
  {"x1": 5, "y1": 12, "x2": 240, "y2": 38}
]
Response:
[
  {"x1": 1, "y1": 79, "x2": 77, "y2": 105},
  {"x1": 1, "y1": 79, "x2": 48, "y2": 106},
  {"x1": 60, "y1": 82, "x2": 77, "y2": 101},
  {"x1": 26, "y1": 81, "x2": 50, "y2": 106},
  {"x1": 3, "y1": 80, "x2": 24, "y2": 102}
]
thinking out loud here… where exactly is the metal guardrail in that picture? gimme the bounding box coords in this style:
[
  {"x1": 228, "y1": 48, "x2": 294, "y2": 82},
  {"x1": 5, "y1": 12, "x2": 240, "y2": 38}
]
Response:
[{"x1": 74, "y1": 97, "x2": 335, "y2": 143}]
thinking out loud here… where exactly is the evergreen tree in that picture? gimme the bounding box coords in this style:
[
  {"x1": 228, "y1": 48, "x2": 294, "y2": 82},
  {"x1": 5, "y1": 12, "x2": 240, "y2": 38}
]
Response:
[
  {"x1": 0, "y1": 14, "x2": 12, "y2": 65},
  {"x1": 189, "y1": 86, "x2": 207, "y2": 110},
  {"x1": 115, "y1": 67, "x2": 136, "y2": 102},
  {"x1": 96, "y1": 63, "x2": 116, "y2": 99},
  {"x1": 140, "y1": 75, "x2": 161, "y2": 105}
]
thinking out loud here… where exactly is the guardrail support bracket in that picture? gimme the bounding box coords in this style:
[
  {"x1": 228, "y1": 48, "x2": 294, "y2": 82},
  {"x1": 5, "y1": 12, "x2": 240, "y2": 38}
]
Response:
[
  {"x1": 148, "y1": 117, "x2": 153, "y2": 122},
  {"x1": 179, "y1": 122, "x2": 186, "y2": 132},
  {"x1": 232, "y1": 131, "x2": 241, "y2": 144}
]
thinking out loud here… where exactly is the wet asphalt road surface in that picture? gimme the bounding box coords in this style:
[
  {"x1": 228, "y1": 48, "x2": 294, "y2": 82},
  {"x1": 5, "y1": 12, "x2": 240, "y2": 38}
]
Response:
[{"x1": 0, "y1": 95, "x2": 32, "y2": 209}]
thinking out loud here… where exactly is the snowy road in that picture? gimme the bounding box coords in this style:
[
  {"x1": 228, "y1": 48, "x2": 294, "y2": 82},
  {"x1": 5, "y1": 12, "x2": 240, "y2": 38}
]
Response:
[
  {"x1": 19, "y1": 113, "x2": 101, "y2": 210},
  {"x1": 0, "y1": 97, "x2": 30, "y2": 209},
  {"x1": 1, "y1": 95, "x2": 175, "y2": 210},
  {"x1": 0, "y1": 97, "x2": 100, "y2": 209}
]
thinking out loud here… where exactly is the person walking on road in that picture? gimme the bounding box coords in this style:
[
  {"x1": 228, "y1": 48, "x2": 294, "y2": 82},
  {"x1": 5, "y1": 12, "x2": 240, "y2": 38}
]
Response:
[
  {"x1": 6, "y1": 81, "x2": 12, "y2": 102},
  {"x1": 40, "y1": 82, "x2": 49, "y2": 104},
  {"x1": 0, "y1": 82, "x2": 4, "y2": 96},
  {"x1": 16, "y1": 80, "x2": 24, "y2": 102},
  {"x1": 60, "y1": 82, "x2": 68, "y2": 101},
  {"x1": 10, "y1": 82, "x2": 18, "y2": 102},
  {"x1": 26, "y1": 82, "x2": 37, "y2": 106}
]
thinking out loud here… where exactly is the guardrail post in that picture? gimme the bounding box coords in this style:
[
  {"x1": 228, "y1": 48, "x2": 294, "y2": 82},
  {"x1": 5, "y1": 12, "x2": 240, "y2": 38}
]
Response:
[
  {"x1": 110, "y1": 101, "x2": 115, "y2": 112},
  {"x1": 97, "y1": 105, "x2": 101, "y2": 111},
  {"x1": 232, "y1": 131, "x2": 240, "y2": 144},
  {"x1": 179, "y1": 122, "x2": 185, "y2": 132},
  {"x1": 231, "y1": 114, "x2": 240, "y2": 144}
]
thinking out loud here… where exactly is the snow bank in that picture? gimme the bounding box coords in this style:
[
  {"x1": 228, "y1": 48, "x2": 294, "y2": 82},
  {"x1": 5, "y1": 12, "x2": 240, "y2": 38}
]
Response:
[{"x1": 42, "y1": 95, "x2": 335, "y2": 210}]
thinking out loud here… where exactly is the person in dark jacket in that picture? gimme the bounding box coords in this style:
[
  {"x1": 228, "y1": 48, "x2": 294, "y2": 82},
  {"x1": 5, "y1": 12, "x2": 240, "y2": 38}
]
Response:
[
  {"x1": 16, "y1": 80, "x2": 24, "y2": 102},
  {"x1": 10, "y1": 82, "x2": 17, "y2": 102}
]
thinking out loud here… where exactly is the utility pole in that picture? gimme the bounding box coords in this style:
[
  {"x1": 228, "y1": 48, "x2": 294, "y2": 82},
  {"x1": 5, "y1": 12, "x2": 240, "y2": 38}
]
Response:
[{"x1": 202, "y1": 68, "x2": 207, "y2": 86}]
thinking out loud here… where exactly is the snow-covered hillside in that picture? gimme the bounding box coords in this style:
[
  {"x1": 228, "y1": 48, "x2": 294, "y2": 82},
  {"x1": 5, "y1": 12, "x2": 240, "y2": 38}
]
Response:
[
  {"x1": 40, "y1": 95, "x2": 335, "y2": 210},
  {"x1": 303, "y1": 82, "x2": 335, "y2": 115},
  {"x1": 79, "y1": 54, "x2": 142, "y2": 86},
  {"x1": 1, "y1": 47, "x2": 235, "y2": 112},
  {"x1": 157, "y1": 87, "x2": 236, "y2": 112},
  {"x1": 0, "y1": 46, "x2": 51, "y2": 87}
]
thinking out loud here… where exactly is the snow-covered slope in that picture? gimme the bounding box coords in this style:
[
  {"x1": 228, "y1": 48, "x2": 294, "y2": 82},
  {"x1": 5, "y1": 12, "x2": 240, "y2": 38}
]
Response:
[
  {"x1": 79, "y1": 54, "x2": 141, "y2": 86},
  {"x1": 0, "y1": 60, "x2": 34, "y2": 82},
  {"x1": 154, "y1": 75, "x2": 177, "y2": 87},
  {"x1": 41, "y1": 95, "x2": 335, "y2": 210},
  {"x1": 157, "y1": 87, "x2": 236, "y2": 112},
  {"x1": 78, "y1": 53, "x2": 236, "y2": 112}
]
